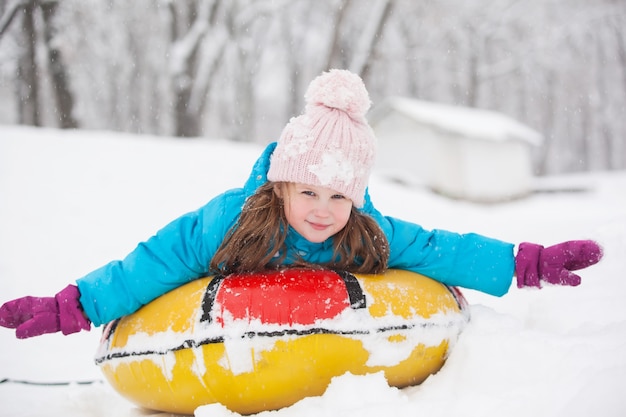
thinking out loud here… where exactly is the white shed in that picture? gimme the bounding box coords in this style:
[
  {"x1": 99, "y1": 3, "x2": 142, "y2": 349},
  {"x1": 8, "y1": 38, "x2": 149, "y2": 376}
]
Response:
[{"x1": 368, "y1": 97, "x2": 542, "y2": 202}]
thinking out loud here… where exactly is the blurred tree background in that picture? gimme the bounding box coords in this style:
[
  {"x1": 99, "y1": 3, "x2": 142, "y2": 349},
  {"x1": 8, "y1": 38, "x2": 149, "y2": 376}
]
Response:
[{"x1": 0, "y1": 0, "x2": 624, "y2": 175}]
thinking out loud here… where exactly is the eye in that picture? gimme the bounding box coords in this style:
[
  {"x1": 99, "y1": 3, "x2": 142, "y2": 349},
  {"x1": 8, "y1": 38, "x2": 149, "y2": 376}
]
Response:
[
  {"x1": 301, "y1": 190, "x2": 316, "y2": 197},
  {"x1": 331, "y1": 194, "x2": 346, "y2": 200}
]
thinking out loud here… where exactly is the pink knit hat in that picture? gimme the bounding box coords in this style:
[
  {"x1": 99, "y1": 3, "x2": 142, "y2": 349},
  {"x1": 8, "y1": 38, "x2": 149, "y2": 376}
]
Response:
[{"x1": 267, "y1": 69, "x2": 376, "y2": 208}]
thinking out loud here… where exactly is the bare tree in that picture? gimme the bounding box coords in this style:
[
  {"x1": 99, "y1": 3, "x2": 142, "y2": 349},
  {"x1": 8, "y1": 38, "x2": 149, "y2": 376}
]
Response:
[
  {"x1": 169, "y1": 0, "x2": 226, "y2": 137},
  {"x1": 348, "y1": 0, "x2": 394, "y2": 81},
  {"x1": 40, "y1": 0, "x2": 77, "y2": 128},
  {"x1": 1, "y1": 0, "x2": 77, "y2": 128},
  {"x1": 324, "y1": 0, "x2": 353, "y2": 71},
  {"x1": 15, "y1": 0, "x2": 40, "y2": 126}
]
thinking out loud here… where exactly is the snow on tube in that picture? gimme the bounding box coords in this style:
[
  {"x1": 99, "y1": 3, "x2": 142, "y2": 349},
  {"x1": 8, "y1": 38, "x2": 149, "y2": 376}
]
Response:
[{"x1": 96, "y1": 269, "x2": 469, "y2": 415}]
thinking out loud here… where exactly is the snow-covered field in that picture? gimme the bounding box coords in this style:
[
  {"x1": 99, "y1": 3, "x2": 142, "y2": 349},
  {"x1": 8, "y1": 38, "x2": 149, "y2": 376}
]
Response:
[{"x1": 1, "y1": 126, "x2": 625, "y2": 417}]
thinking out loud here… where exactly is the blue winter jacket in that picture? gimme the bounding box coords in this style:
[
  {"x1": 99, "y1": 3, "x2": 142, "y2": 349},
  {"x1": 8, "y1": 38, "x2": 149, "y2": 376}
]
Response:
[{"x1": 77, "y1": 143, "x2": 515, "y2": 326}]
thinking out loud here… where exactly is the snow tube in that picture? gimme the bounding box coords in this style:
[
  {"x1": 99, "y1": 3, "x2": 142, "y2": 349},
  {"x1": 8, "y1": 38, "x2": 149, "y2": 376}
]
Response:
[{"x1": 96, "y1": 269, "x2": 469, "y2": 415}]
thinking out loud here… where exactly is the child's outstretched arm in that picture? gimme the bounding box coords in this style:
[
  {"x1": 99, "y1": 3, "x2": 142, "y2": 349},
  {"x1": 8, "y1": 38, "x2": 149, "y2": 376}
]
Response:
[
  {"x1": 515, "y1": 240, "x2": 603, "y2": 288},
  {"x1": 0, "y1": 188, "x2": 244, "y2": 338},
  {"x1": 0, "y1": 285, "x2": 90, "y2": 339},
  {"x1": 363, "y1": 198, "x2": 603, "y2": 295}
]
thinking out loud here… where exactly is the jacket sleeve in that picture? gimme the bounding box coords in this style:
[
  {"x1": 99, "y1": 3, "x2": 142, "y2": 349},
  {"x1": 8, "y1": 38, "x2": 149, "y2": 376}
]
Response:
[
  {"x1": 76, "y1": 190, "x2": 242, "y2": 326},
  {"x1": 366, "y1": 205, "x2": 515, "y2": 296}
]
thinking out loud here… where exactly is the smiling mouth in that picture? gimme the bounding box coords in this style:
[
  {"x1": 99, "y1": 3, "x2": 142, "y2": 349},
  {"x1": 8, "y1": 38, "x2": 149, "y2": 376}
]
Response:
[{"x1": 308, "y1": 221, "x2": 330, "y2": 231}]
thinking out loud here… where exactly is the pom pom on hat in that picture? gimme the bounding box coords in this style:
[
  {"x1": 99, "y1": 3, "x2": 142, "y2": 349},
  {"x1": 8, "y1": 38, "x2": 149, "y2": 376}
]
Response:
[
  {"x1": 304, "y1": 69, "x2": 371, "y2": 118},
  {"x1": 267, "y1": 69, "x2": 376, "y2": 208}
]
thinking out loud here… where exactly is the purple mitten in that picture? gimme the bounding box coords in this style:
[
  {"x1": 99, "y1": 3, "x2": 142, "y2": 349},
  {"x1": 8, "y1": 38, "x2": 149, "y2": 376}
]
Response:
[
  {"x1": 515, "y1": 240, "x2": 603, "y2": 289},
  {"x1": 0, "y1": 285, "x2": 90, "y2": 339}
]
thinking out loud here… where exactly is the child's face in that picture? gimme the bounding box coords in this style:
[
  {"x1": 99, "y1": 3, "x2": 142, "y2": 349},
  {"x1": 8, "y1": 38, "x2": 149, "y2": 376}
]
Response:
[{"x1": 274, "y1": 182, "x2": 353, "y2": 243}]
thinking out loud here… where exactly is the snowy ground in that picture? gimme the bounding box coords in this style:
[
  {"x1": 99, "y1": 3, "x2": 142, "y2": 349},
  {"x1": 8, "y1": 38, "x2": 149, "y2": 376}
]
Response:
[{"x1": 1, "y1": 126, "x2": 625, "y2": 417}]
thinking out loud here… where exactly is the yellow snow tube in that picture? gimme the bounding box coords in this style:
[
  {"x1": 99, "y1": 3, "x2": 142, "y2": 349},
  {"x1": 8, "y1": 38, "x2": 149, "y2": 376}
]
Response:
[{"x1": 96, "y1": 269, "x2": 468, "y2": 415}]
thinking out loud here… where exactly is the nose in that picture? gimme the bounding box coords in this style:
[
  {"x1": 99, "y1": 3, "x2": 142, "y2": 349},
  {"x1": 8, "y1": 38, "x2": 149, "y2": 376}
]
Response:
[{"x1": 313, "y1": 199, "x2": 331, "y2": 217}]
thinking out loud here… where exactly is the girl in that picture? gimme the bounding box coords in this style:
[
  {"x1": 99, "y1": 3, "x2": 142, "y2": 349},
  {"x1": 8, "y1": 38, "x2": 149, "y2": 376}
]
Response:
[{"x1": 0, "y1": 69, "x2": 603, "y2": 339}]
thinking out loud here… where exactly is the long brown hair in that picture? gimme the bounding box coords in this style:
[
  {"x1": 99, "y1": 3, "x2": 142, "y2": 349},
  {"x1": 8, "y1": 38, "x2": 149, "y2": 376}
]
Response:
[{"x1": 210, "y1": 182, "x2": 389, "y2": 275}]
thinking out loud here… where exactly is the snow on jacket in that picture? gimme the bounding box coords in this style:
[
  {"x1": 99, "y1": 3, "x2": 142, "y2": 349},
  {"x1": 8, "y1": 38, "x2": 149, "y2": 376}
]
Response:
[{"x1": 77, "y1": 142, "x2": 515, "y2": 326}]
